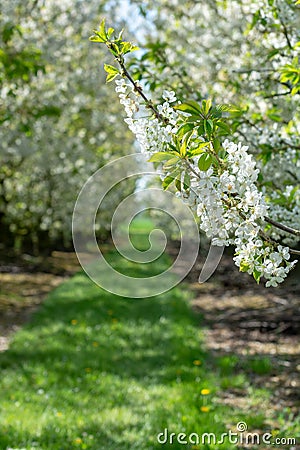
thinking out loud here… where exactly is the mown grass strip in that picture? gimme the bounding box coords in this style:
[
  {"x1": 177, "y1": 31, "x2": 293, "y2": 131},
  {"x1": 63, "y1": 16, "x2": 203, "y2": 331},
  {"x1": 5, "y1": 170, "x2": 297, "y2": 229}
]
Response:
[{"x1": 0, "y1": 222, "x2": 297, "y2": 449}]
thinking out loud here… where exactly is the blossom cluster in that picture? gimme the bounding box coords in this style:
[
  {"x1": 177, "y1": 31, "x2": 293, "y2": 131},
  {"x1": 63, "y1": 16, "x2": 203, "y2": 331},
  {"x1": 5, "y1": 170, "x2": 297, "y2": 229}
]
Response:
[
  {"x1": 184, "y1": 140, "x2": 297, "y2": 287},
  {"x1": 115, "y1": 80, "x2": 178, "y2": 153},
  {"x1": 115, "y1": 79, "x2": 298, "y2": 286},
  {"x1": 186, "y1": 140, "x2": 267, "y2": 244}
]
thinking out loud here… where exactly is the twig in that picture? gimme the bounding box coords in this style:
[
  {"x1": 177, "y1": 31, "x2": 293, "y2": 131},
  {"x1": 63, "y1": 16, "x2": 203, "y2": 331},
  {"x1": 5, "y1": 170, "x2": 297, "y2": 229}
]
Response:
[
  {"x1": 264, "y1": 89, "x2": 292, "y2": 99},
  {"x1": 115, "y1": 56, "x2": 168, "y2": 124},
  {"x1": 279, "y1": 16, "x2": 293, "y2": 50},
  {"x1": 264, "y1": 217, "x2": 300, "y2": 237},
  {"x1": 232, "y1": 68, "x2": 273, "y2": 74}
]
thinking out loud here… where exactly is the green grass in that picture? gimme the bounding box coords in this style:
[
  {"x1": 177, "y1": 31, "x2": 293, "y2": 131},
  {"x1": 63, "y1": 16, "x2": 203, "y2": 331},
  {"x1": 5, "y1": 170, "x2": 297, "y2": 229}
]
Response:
[
  {"x1": 0, "y1": 220, "x2": 298, "y2": 449},
  {"x1": 244, "y1": 357, "x2": 273, "y2": 375}
]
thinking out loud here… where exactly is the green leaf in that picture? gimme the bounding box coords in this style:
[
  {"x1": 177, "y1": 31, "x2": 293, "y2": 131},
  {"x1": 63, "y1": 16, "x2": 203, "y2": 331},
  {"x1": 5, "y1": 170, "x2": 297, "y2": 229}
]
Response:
[
  {"x1": 202, "y1": 99, "x2": 212, "y2": 115},
  {"x1": 267, "y1": 113, "x2": 281, "y2": 122},
  {"x1": 121, "y1": 42, "x2": 132, "y2": 54},
  {"x1": 267, "y1": 48, "x2": 280, "y2": 59},
  {"x1": 216, "y1": 103, "x2": 240, "y2": 113},
  {"x1": 174, "y1": 101, "x2": 202, "y2": 116},
  {"x1": 106, "y1": 73, "x2": 118, "y2": 83},
  {"x1": 240, "y1": 261, "x2": 250, "y2": 272},
  {"x1": 89, "y1": 34, "x2": 106, "y2": 43},
  {"x1": 163, "y1": 156, "x2": 180, "y2": 168},
  {"x1": 148, "y1": 152, "x2": 175, "y2": 163},
  {"x1": 104, "y1": 64, "x2": 119, "y2": 75},
  {"x1": 253, "y1": 268, "x2": 261, "y2": 284},
  {"x1": 213, "y1": 137, "x2": 221, "y2": 152},
  {"x1": 175, "y1": 176, "x2": 182, "y2": 192},
  {"x1": 176, "y1": 122, "x2": 195, "y2": 140},
  {"x1": 107, "y1": 27, "x2": 114, "y2": 38},
  {"x1": 109, "y1": 43, "x2": 120, "y2": 57},
  {"x1": 174, "y1": 172, "x2": 190, "y2": 192},
  {"x1": 204, "y1": 119, "x2": 213, "y2": 137},
  {"x1": 180, "y1": 140, "x2": 187, "y2": 157},
  {"x1": 98, "y1": 18, "x2": 107, "y2": 41},
  {"x1": 190, "y1": 142, "x2": 210, "y2": 156},
  {"x1": 216, "y1": 120, "x2": 231, "y2": 134},
  {"x1": 207, "y1": 119, "x2": 214, "y2": 130},
  {"x1": 197, "y1": 124, "x2": 205, "y2": 136},
  {"x1": 185, "y1": 100, "x2": 202, "y2": 113},
  {"x1": 117, "y1": 29, "x2": 124, "y2": 40},
  {"x1": 198, "y1": 153, "x2": 212, "y2": 171},
  {"x1": 162, "y1": 175, "x2": 175, "y2": 190},
  {"x1": 184, "y1": 172, "x2": 191, "y2": 190},
  {"x1": 182, "y1": 129, "x2": 194, "y2": 145}
]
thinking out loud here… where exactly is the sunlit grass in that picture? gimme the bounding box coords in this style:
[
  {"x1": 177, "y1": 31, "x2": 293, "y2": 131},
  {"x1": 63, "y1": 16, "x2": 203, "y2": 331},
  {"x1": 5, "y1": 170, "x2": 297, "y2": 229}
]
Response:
[{"x1": 0, "y1": 220, "x2": 298, "y2": 449}]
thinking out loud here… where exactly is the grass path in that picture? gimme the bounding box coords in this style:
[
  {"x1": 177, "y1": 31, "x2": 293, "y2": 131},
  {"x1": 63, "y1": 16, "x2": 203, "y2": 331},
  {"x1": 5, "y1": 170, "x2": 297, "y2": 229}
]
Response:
[{"x1": 0, "y1": 225, "x2": 298, "y2": 449}]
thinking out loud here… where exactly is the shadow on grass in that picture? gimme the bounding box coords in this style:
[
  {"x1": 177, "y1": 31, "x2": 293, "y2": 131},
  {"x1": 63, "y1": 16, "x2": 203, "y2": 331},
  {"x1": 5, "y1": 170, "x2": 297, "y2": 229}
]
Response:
[
  {"x1": 0, "y1": 267, "x2": 207, "y2": 380},
  {"x1": 0, "y1": 239, "x2": 297, "y2": 449}
]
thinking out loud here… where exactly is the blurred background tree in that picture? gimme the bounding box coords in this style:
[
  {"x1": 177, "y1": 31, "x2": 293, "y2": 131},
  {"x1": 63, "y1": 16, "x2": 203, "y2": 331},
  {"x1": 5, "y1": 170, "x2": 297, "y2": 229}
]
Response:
[{"x1": 0, "y1": 0, "x2": 136, "y2": 254}]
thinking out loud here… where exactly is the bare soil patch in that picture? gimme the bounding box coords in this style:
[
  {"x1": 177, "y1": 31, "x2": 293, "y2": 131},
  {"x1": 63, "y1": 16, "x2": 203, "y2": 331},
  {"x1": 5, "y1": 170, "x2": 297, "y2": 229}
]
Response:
[
  {"x1": 188, "y1": 252, "x2": 300, "y2": 417},
  {"x1": 0, "y1": 251, "x2": 80, "y2": 351}
]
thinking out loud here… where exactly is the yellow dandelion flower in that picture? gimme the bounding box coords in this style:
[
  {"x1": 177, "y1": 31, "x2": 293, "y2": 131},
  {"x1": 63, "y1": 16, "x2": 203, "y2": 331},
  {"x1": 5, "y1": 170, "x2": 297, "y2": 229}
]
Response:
[
  {"x1": 271, "y1": 429, "x2": 279, "y2": 437},
  {"x1": 85, "y1": 367, "x2": 92, "y2": 373},
  {"x1": 193, "y1": 360, "x2": 202, "y2": 366},
  {"x1": 200, "y1": 406, "x2": 210, "y2": 412},
  {"x1": 74, "y1": 437, "x2": 82, "y2": 444},
  {"x1": 71, "y1": 319, "x2": 78, "y2": 325},
  {"x1": 201, "y1": 388, "x2": 210, "y2": 395},
  {"x1": 56, "y1": 412, "x2": 62, "y2": 417},
  {"x1": 92, "y1": 341, "x2": 99, "y2": 347}
]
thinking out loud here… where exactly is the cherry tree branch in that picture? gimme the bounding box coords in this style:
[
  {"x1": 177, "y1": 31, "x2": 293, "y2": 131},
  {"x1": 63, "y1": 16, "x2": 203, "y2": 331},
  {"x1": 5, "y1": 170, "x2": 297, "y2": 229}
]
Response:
[
  {"x1": 116, "y1": 58, "x2": 300, "y2": 254},
  {"x1": 115, "y1": 56, "x2": 168, "y2": 124},
  {"x1": 264, "y1": 217, "x2": 300, "y2": 237}
]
